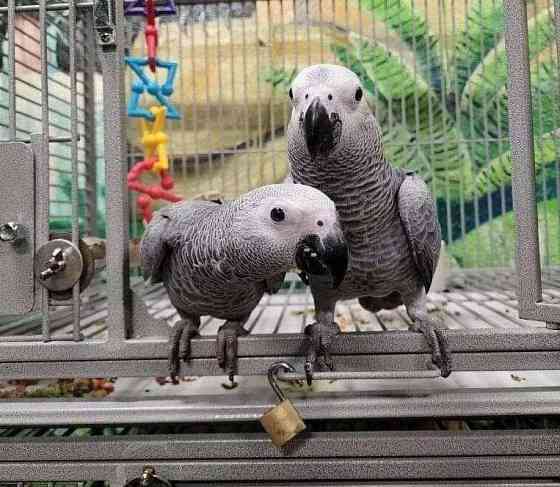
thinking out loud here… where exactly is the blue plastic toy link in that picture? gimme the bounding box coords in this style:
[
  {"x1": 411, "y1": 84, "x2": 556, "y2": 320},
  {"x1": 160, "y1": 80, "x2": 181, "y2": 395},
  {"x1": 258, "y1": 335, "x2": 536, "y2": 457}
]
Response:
[{"x1": 125, "y1": 56, "x2": 180, "y2": 120}]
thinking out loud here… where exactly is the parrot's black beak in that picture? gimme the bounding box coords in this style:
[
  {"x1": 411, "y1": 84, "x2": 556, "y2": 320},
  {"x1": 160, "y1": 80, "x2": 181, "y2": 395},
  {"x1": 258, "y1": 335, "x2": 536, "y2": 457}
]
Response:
[
  {"x1": 295, "y1": 233, "x2": 348, "y2": 289},
  {"x1": 303, "y1": 97, "x2": 341, "y2": 159}
]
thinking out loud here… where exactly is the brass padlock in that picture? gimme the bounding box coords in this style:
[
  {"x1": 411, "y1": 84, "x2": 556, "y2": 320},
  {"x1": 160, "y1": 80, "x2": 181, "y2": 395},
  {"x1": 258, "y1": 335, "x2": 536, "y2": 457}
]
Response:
[{"x1": 260, "y1": 362, "x2": 306, "y2": 447}]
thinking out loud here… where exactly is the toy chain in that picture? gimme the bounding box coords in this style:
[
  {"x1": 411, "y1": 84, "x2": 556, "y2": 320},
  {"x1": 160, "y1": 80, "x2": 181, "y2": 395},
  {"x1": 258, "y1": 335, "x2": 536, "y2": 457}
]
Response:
[{"x1": 124, "y1": 0, "x2": 182, "y2": 223}]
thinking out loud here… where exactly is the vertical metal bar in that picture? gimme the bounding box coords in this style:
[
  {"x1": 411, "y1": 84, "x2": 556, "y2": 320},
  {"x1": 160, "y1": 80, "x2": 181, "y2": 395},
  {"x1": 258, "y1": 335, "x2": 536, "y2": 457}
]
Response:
[
  {"x1": 7, "y1": 0, "x2": 16, "y2": 141},
  {"x1": 254, "y1": 0, "x2": 263, "y2": 189},
  {"x1": 493, "y1": 0, "x2": 509, "y2": 267},
  {"x1": 100, "y1": 0, "x2": 132, "y2": 339},
  {"x1": 535, "y1": 1, "x2": 550, "y2": 267},
  {"x1": 68, "y1": 0, "x2": 82, "y2": 341},
  {"x1": 84, "y1": 10, "x2": 98, "y2": 236},
  {"x1": 213, "y1": 5, "x2": 224, "y2": 197},
  {"x1": 39, "y1": 0, "x2": 51, "y2": 340},
  {"x1": 480, "y1": 0, "x2": 495, "y2": 266},
  {"x1": 438, "y1": 0, "x2": 452, "y2": 246},
  {"x1": 265, "y1": 0, "x2": 275, "y2": 183},
  {"x1": 241, "y1": 1, "x2": 250, "y2": 193},
  {"x1": 503, "y1": 0, "x2": 543, "y2": 317},
  {"x1": 203, "y1": 3, "x2": 212, "y2": 196},
  {"x1": 177, "y1": 5, "x2": 188, "y2": 198},
  {"x1": 189, "y1": 5, "x2": 201, "y2": 197},
  {"x1": 554, "y1": 0, "x2": 560, "y2": 266},
  {"x1": 228, "y1": 2, "x2": 238, "y2": 195}
]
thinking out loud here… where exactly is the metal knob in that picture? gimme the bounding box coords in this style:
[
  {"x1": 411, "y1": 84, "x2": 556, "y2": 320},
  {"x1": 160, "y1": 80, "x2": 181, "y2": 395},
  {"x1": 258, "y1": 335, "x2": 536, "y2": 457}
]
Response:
[
  {"x1": 39, "y1": 247, "x2": 67, "y2": 281},
  {"x1": 0, "y1": 222, "x2": 19, "y2": 243},
  {"x1": 34, "y1": 239, "x2": 83, "y2": 294}
]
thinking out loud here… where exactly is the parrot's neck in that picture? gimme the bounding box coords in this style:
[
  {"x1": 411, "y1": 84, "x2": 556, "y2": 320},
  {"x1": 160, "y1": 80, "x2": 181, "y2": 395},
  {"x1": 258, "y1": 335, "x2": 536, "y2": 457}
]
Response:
[{"x1": 292, "y1": 154, "x2": 403, "y2": 226}]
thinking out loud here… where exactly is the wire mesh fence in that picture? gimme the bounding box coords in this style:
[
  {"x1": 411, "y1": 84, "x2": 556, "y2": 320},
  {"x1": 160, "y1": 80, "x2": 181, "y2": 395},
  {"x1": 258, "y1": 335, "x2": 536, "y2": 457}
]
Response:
[{"x1": 120, "y1": 0, "x2": 560, "y2": 270}]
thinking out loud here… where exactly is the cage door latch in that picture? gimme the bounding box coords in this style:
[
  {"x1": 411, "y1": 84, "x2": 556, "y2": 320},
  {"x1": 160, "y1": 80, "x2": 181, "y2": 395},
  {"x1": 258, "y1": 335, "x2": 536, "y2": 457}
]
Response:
[{"x1": 94, "y1": 0, "x2": 116, "y2": 47}]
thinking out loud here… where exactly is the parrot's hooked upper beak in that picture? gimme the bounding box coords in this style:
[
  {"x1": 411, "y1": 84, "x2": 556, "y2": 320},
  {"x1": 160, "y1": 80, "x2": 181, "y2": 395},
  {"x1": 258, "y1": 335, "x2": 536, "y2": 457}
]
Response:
[
  {"x1": 295, "y1": 231, "x2": 349, "y2": 289},
  {"x1": 303, "y1": 97, "x2": 341, "y2": 159}
]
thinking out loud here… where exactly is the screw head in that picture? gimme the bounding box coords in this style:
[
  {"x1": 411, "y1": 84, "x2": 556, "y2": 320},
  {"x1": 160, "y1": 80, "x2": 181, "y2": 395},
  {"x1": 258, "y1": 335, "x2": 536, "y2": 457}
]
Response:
[
  {"x1": 0, "y1": 222, "x2": 19, "y2": 242},
  {"x1": 99, "y1": 31, "x2": 113, "y2": 43}
]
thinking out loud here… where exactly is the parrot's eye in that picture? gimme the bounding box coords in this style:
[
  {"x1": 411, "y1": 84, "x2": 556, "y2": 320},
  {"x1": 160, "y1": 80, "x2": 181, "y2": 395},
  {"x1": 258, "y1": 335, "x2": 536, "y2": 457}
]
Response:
[
  {"x1": 270, "y1": 208, "x2": 286, "y2": 222},
  {"x1": 288, "y1": 88, "x2": 293, "y2": 100},
  {"x1": 317, "y1": 220, "x2": 324, "y2": 227},
  {"x1": 355, "y1": 87, "x2": 363, "y2": 102}
]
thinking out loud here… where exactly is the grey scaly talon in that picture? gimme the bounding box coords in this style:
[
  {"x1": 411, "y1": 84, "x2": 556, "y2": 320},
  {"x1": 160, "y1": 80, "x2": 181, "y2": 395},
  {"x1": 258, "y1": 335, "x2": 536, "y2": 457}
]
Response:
[
  {"x1": 217, "y1": 321, "x2": 248, "y2": 383},
  {"x1": 169, "y1": 318, "x2": 200, "y2": 384},
  {"x1": 304, "y1": 321, "x2": 339, "y2": 385}
]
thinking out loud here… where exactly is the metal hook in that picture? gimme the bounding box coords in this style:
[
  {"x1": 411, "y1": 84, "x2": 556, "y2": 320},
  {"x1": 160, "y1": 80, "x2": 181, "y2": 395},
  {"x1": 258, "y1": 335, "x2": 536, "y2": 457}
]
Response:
[{"x1": 267, "y1": 361, "x2": 296, "y2": 401}]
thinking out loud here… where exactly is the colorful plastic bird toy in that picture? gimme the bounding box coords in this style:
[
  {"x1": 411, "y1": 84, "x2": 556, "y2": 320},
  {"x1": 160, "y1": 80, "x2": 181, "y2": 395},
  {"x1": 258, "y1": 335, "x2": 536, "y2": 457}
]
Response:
[
  {"x1": 140, "y1": 106, "x2": 169, "y2": 173},
  {"x1": 127, "y1": 157, "x2": 182, "y2": 222},
  {"x1": 126, "y1": 56, "x2": 180, "y2": 120},
  {"x1": 124, "y1": 0, "x2": 183, "y2": 223},
  {"x1": 124, "y1": 0, "x2": 177, "y2": 17},
  {"x1": 144, "y1": 0, "x2": 158, "y2": 73}
]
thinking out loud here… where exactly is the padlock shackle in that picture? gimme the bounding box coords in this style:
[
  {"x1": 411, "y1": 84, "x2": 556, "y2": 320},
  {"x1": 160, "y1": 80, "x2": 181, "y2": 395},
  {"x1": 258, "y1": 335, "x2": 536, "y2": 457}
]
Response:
[{"x1": 267, "y1": 361, "x2": 297, "y2": 401}]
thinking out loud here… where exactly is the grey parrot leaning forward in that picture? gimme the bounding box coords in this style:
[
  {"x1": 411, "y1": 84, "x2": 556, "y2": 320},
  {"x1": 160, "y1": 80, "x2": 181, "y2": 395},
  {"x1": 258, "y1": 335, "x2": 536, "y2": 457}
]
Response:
[
  {"x1": 140, "y1": 183, "x2": 348, "y2": 384},
  {"x1": 286, "y1": 64, "x2": 451, "y2": 383}
]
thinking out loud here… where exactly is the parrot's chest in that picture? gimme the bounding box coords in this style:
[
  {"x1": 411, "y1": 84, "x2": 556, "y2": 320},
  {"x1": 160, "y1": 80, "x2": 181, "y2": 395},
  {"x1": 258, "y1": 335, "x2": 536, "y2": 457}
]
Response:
[
  {"x1": 337, "y1": 216, "x2": 417, "y2": 297},
  {"x1": 165, "y1": 265, "x2": 263, "y2": 320}
]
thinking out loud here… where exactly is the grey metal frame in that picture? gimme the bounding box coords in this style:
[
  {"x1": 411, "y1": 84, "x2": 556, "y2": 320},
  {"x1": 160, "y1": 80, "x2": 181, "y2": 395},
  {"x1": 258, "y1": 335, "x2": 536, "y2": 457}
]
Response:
[
  {"x1": 2, "y1": 328, "x2": 560, "y2": 379},
  {"x1": 506, "y1": 0, "x2": 560, "y2": 327}
]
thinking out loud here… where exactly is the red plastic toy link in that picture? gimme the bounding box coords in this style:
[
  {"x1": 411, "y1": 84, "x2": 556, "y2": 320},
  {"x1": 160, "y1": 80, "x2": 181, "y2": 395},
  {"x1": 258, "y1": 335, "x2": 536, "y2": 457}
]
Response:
[
  {"x1": 128, "y1": 157, "x2": 182, "y2": 222},
  {"x1": 145, "y1": 0, "x2": 158, "y2": 72}
]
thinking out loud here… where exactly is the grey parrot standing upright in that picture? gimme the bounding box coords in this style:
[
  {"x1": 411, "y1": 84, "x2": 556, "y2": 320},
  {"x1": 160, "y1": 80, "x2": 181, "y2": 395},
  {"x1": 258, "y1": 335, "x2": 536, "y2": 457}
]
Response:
[
  {"x1": 286, "y1": 64, "x2": 451, "y2": 383},
  {"x1": 140, "y1": 183, "x2": 348, "y2": 384}
]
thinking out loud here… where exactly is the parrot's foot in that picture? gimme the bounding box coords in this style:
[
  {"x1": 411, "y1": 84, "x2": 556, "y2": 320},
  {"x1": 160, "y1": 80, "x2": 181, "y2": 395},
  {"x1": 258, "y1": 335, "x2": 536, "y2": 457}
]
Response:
[
  {"x1": 410, "y1": 320, "x2": 452, "y2": 378},
  {"x1": 217, "y1": 321, "x2": 249, "y2": 386},
  {"x1": 304, "y1": 321, "x2": 339, "y2": 386},
  {"x1": 169, "y1": 319, "x2": 200, "y2": 385}
]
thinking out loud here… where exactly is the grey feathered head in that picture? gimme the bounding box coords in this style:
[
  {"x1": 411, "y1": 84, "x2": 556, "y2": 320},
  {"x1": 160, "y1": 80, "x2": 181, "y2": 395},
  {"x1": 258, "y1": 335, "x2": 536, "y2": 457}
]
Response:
[
  {"x1": 234, "y1": 184, "x2": 348, "y2": 287},
  {"x1": 287, "y1": 64, "x2": 384, "y2": 162}
]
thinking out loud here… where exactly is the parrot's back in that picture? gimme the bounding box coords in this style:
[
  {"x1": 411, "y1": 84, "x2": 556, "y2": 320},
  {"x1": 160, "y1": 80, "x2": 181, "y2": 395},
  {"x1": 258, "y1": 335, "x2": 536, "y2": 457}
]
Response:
[{"x1": 140, "y1": 200, "x2": 265, "y2": 321}]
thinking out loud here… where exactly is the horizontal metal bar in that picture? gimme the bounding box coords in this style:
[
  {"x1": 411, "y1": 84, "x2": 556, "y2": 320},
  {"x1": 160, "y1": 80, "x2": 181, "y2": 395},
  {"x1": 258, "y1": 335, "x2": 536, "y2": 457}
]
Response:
[
  {"x1": 2, "y1": 351, "x2": 560, "y2": 379},
  {"x1": 0, "y1": 2, "x2": 92, "y2": 13},
  {"x1": 0, "y1": 335, "x2": 78, "y2": 342},
  {"x1": 1, "y1": 430, "x2": 559, "y2": 462},
  {"x1": 0, "y1": 387, "x2": 559, "y2": 426},
  {"x1": 1, "y1": 328, "x2": 560, "y2": 363},
  {"x1": 180, "y1": 483, "x2": 560, "y2": 487},
  {"x1": 0, "y1": 136, "x2": 81, "y2": 144},
  {"x1": 278, "y1": 369, "x2": 442, "y2": 382},
  {"x1": 1, "y1": 457, "x2": 560, "y2": 481},
  {"x1": 529, "y1": 302, "x2": 560, "y2": 324}
]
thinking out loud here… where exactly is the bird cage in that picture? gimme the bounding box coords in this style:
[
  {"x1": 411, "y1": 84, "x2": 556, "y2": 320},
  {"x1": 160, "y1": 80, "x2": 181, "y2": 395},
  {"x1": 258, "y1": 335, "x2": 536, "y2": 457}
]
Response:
[{"x1": 1, "y1": 0, "x2": 560, "y2": 484}]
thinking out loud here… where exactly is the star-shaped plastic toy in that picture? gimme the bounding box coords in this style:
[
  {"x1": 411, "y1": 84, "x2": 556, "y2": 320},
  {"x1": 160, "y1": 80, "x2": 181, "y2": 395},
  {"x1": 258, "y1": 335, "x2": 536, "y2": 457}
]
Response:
[
  {"x1": 124, "y1": 0, "x2": 177, "y2": 16},
  {"x1": 126, "y1": 56, "x2": 180, "y2": 120}
]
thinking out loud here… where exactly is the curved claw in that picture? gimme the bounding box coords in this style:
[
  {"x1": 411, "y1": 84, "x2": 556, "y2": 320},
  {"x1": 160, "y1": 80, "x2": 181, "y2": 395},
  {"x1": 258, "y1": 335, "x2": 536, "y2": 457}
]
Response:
[
  {"x1": 413, "y1": 320, "x2": 452, "y2": 378},
  {"x1": 217, "y1": 322, "x2": 248, "y2": 384},
  {"x1": 304, "y1": 361, "x2": 313, "y2": 386},
  {"x1": 168, "y1": 319, "x2": 200, "y2": 385},
  {"x1": 222, "y1": 372, "x2": 238, "y2": 390},
  {"x1": 433, "y1": 327, "x2": 452, "y2": 378}
]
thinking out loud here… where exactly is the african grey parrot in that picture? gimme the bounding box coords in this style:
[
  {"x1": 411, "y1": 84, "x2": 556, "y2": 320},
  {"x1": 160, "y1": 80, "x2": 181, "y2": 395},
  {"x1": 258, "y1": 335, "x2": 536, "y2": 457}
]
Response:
[
  {"x1": 286, "y1": 64, "x2": 451, "y2": 383},
  {"x1": 140, "y1": 183, "x2": 348, "y2": 384}
]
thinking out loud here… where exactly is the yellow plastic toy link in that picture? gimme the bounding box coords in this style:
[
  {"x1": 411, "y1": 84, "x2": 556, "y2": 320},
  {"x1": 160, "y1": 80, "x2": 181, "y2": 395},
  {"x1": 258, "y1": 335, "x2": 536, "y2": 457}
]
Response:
[{"x1": 140, "y1": 105, "x2": 169, "y2": 173}]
